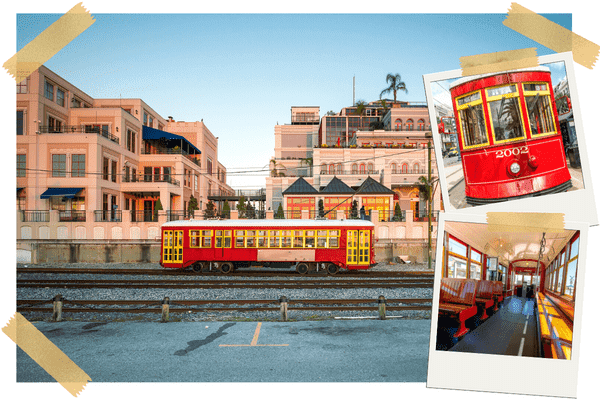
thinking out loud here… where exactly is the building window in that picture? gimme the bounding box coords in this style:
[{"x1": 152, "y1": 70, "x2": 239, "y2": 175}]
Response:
[
  {"x1": 71, "y1": 154, "x2": 85, "y2": 177},
  {"x1": 207, "y1": 157, "x2": 213, "y2": 175},
  {"x1": 351, "y1": 164, "x2": 358, "y2": 174},
  {"x1": 17, "y1": 111, "x2": 24, "y2": 135},
  {"x1": 52, "y1": 154, "x2": 66, "y2": 177},
  {"x1": 127, "y1": 129, "x2": 137, "y2": 153},
  {"x1": 413, "y1": 163, "x2": 420, "y2": 174},
  {"x1": 329, "y1": 164, "x2": 335, "y2": 174},
  {"x1": 391, "y1": 163, "x2": 397, "y2": 174},
  {"x1": 394, "y1": 119, "x2": 402, "y2": 131},
  {"x1": 111, "y1": 160, "x2": 117, "y2": 182},
  {"x1": 401, "y1": 163, "x2": 408, "y2": 173},
  {"x1": 44, "y1": 81, "x2": 54, "y2": 100},
  {"x1": 72, "y1": 98, "x2": 81, "y2": 108},
  {"x1": 154, "y1": 167, "x2": 161, "y2": 182},
  {"x1": 321, "y1": 163, "x2": 327, "y2": 174},
  {"x1": 56, "y1": 88, "x2": 65, "y2": 107},
  {"x1": 417, "y1": 119, "x2": 425, "y2": 131},
  {"x1": 17, "y1": 78, "x2": 28, "y2": 94},
  {"x1": 359, "y1": 163, "x2": 366, "y2": 174},
  {"x1": 406, "y1": 119, "x2": 414, "y2": 131},
  {"x1": 143, "y1": 112, "x2": 148, "y2": 126},
  {"x1": 17, "y1": 154, "x2": 26, "y2": 177},
  {"x1": 194, "y1": 175, "x2": 198, "y2": 191},
  {"x1": 103, "y1": 158, "x2": 109, "y2": 180},
  {"x1": 48, "y1": 116, "x2": 62, "y2": 133},
  {"x1": 367, "y1": 163, "x2": 374, "y2": 174},
  {"x1": 149, "y1": 115, "x2": 154, "y2": 128}
]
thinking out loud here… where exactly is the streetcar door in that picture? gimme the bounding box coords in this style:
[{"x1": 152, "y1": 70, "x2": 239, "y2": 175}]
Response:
[
  {"x1": 162, "y1": 229, "x2": 183, "y2": 264},
  {"x1": 346, "y1": 230, "x2": 358, "y2": 265},
  {"x1": 358, "y1": 230, "x2": 371, "y2": 265}
]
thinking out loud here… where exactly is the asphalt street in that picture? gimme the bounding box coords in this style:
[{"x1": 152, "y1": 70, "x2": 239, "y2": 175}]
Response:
[{"x1": 17, "y1": 319, "x2": 430, "y2": 383}]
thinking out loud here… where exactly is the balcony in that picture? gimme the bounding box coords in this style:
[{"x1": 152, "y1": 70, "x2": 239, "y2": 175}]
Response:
[
  {"x1": 39, "y1": 125, "x2": 120, "y2": 144},
  {"x1": 58, "y1": 210, "x2": 86, "y2": 222},
  {"x1": 141, "y1": 146, "x2": 201, "y2": 166},
  {"x1": 94, "y1": 210, "x2": 122, "y2": 222},
  {"x1": 131, "y1": 210, "x2": 158, "y2": 223},
  {"x1": 20, "y1": 210, "x2": 50, "y2": 222},
  {"x1": 320, "y1": 169, "x2": 380, "y2": 175},
  {"x1": 122, "y1": 173, "x2": 180, "y2": 186}
]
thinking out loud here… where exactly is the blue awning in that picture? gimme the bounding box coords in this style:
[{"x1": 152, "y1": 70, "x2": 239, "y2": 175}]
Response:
[
  {"x1": 40, "y1": 188, "x2": 83, "y2": 199},
  {"x1": 142, "y1": 126, "x2": 202, "y2": 154},
  {"x1": 17, "y1": 187, "x2": 23, "y2": 192}
]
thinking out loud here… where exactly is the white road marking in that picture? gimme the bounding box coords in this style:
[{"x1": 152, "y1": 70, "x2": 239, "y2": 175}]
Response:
[
  {"x1": 523, "y1": 318, "x2": 529, "y2": 335},
  {"x1": 518, "y1": 338, "x2": 525, "y2": 356}
]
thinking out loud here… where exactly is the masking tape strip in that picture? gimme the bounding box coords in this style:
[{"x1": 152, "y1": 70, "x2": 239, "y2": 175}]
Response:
[
  {"x1": 503, "y1": 2, "x2": 599, "y2": 69},
  {"x1": 2, "y1": 313, "x2": 91, "y2": 397},
  {"x1": 3, "y1": 2, "x2": 95, "y2": 82},
  {"x1": 460, "y1": 47, "x2": 539, "y2": 76},
  {"x1": 487, "y1": 212, "x2": 565, "y2": 233}
]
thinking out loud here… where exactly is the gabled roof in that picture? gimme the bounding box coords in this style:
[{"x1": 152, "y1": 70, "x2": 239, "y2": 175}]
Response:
[
  {"x1": 356, "y1": 176, "x2": 395, "y2": 195},
  {"x1": 282, "y1": 177, "x2": 319, "y2": 195},
  {"x1": 320, "y1": 176, "x2": 355, "y2": 194}
]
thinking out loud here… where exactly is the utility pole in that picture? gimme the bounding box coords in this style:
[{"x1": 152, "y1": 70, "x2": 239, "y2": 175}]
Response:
[{"x1": 428, "y1": 140, "x2": 432, "y2": 270}]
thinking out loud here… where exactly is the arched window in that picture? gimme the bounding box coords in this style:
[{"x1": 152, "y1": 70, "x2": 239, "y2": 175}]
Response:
[
  {"x1": 367, "y1": 163, "x2": 374, "y2": 174},
  {"x1": 352, "y1": 163, "x2": 358, "y2": 174},
  {"x1": 394, "y1": 119, "x2": 402, "y2": 131},
  {"x1": 417, "y1": 119, "x2": 425, "y2": 131},
  {"x1": 359, "y1": 163, "x2": 366, "y2": 174},
  {"x1": 401, "y1": 163, "x2": 408, "y2": 173},
  {"x1": 391, "y1": 163, "x2": 397, "y2": 174},
  {"x1": 329, "y1": 164, "x2": 335, "y2": 174},
  {"x1": 336, "y1": 163, "x2": 343, "y2": 174},
  {"x1": 413, "y1": 163, "x2": 420, "y2": 174},
  {"x1": 320, "y1": 163, "x2": 327, "y2": 174},
  {"x1": 406, "y1": 119, "x2": 414, "y2": 131}
]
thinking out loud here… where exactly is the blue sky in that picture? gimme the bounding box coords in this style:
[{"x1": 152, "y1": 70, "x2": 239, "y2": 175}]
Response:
[{"x1": 11, "y1": 4, "x2": 572, "y2": 189}]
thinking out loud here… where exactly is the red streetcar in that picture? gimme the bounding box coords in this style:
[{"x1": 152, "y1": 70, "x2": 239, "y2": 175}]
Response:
[
  {"x1": 160, "y1": 219, "x2": 375, "y2": 275},
  {"x1": 450, "y1": 66, "x2": 572, "y2": 205}
]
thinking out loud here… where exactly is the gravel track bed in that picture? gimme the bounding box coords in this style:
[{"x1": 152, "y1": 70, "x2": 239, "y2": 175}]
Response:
[{"x1": 17, "y1": 262, "x2": 433, "y2": 322}]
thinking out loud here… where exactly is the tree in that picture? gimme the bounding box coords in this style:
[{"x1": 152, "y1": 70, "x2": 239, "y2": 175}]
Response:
[
  {"x1": 222, "y1": 200, "x2": 230, "y2": 219},
  {"x1": 237, "y1": 195, "x2": 247, "y2": 218},
  {"x1": 204, "y1": 200, "x2": 216, "y2": 219},
  {"x1": 270, "y1": 159, "x2": 278, "y2": 177},
  {"x1": 300, "y1": 157, "x2": 313, "y2": 176},
  {"x1": 154, "y1": 198, "x2": 163, "y2": 221},
  {"x1": 246, "y1": 200, "x2": 255, "y2": 219},
  {"x1": 350, "y1": 200, "x2": 358, "y2": 219},
  {"x1": 354, "y1": 99, "x2": 367, "y2": 115},
  {"x1": 188, "y1": 195, "x2": 199, "y2": 218},
  {"x1": 318, "y1": 199, "x2": 325, "y2": 217},
  {"x1": 275, "y1": 203, "x2": 285, "y2": 219},
  {"x1": 393, "y1": 202, "x2": 403, "y2": 221},
  {"x1": 369, "y1": 119, "x2": 385, "y2": 130},
  {"x1": 380, "y1": 73, "x2": 408, "y2": 103}
]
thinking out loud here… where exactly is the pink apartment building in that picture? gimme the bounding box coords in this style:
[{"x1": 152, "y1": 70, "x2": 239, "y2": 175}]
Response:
[
  {"x1": 16, "y1": 66, "x2": 233, "y2": 242},
  {"x1": 266, "y1": 102, "x2": 442, "y2": 250}
]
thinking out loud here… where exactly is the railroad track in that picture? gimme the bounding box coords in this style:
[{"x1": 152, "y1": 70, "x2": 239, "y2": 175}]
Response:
[
  {"x1": 16, "y1": 267, "x2": 434, "y2": 278},
  {"x1": 16, "y1": 298, "x2": 433, "y2": 314},
  {"x1": 17, "y1": 277, "x2": 434, "y2": 290}
]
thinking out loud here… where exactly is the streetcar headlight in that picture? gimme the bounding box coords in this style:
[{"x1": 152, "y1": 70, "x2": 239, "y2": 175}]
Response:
[{"x1": 510, "y1": 162, "x2": 520, "y2": 174}]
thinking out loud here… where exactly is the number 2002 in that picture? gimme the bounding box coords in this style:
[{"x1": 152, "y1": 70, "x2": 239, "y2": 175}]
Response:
[{"x1": 496, "y1": 146, "x2": 529, "y2": 158}]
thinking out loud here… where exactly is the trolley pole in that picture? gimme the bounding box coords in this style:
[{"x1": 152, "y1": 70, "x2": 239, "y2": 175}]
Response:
[{"x1": 428, "y1": 140, "x2": 432, "y2": 270}]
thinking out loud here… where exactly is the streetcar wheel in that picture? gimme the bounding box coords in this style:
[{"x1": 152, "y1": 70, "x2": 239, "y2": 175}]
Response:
[
  {"x1": 220, "y1": 262, "x2": 233, "y2": 274},
  {"x1": 327, "y1": 263, "x2": 339, "y2": 275},
  {"x1": 191, "y1": 262, "x2": 203, "y2": 273},
  {"x1": 296, "y1": 263, "x2": 309, "y2": 275}
]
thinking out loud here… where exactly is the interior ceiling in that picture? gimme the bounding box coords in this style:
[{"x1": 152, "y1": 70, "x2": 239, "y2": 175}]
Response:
[{"x1": 445, "y1": 221, "x2": 576, "y2": 270}]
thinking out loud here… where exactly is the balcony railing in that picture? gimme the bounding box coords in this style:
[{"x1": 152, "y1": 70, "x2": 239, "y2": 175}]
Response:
[
  {"x1": 20, "y1": 210, "x2": 49, "y2": 222},
  {"x1": 58, "y1": 210, "x2": 86, "y2": 222},
  {"x1": 39, "y1": 125, "x2": 120, "y2": 144},
  {"x1": 378, "y1": 210, "x2": 406, "y2": 222},
  {"x1": 131, "y1": 210, "x2": 158, "y2": 223},
  {"x1": 141, "y1": 147, "x2": 201, "y2": 166},
  {"x1": 413, "y1": 211, "x2": 439, "y2": 222},
  {"x1": 94, "y1": 210, "x2": 122, "y2": 222},
  {"x1": 320, "y1": 169, "x2": 380, "y2": 175},
  {"x1": 122, "y1": 173, "x2": 180, "y2": 186}
]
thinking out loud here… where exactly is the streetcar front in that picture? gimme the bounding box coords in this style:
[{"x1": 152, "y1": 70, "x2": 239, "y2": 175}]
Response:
[{"x1": 450, "y1": 67, "x2": 572, "y2": 206}]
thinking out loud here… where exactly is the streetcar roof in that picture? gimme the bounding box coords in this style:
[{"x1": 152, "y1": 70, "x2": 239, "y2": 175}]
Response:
[
  {"x1": 449, "y1": 66, "x2": 551, "y2": 89},
  {"x1": 161, "y1": 219, "x2": 375, "y2": 228}
]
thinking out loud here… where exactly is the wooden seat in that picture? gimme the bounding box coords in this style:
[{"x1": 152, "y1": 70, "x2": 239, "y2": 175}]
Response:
[
  {"x1": 536, "y1": 292, "x2": 573, "y2": 359},
  {"x1": 439, "y1": 278, "x2": 477, "y2": 338},
  {"x1": 492, "y1": 281, "x2": 504, "y2": 311},
  {"x1": 475, "y1": 280, "x2": 495, "y2": 320}
]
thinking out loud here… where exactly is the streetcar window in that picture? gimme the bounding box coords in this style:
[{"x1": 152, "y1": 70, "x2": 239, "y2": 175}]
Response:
[
  {"x1": 269, "y1": 230, "x2": 280, "y2": 248},
  {"x1": 201, "y1": 230, "x2": 212, "y2": 248},
  {"x1": 245, "y1": 230, "x2": 256, "y2": 248},
  {"x1": 328, "y1": 230, "x2": 340, "y2": 248},
  {"x1": 215, "y1": 230, "x2": 231, "y2": 248},
  {"x1": 235, "y1": 230, "x2": 244, "y2": 248},
  {"x1": 457, "y1": 91, "x2": 480, "y2": 105},
  {"x1": 293, "y1": 230, "x2": 303, "y2": 248},
  {"x1": 215, "y1": 230, "x2": 223, "y2": 247},
  {"x1": 565, "y1": 238, "x2": 579, "y2": 297},
  {"x1": 224, "y1": 230, "x2": 232, "y2": 248},
  {"x1": 458, "y1": 102, "x2": 488, "y2": 147},
  {"x1": 281, "y1": 231, "x2": 291, "y2": 248},
  {"x1": 257, "y1": 231, "x2": 268, "y2": 248},
  {"x1": 523, "y1": 83, "x2": 547, "y2": 91},
  {"x1": 190, "y1": 230, "x2": 201, "y2": 248},
  {"x1": 486, "y1": 85, "x2": 526, "y2": 142},
  {"x1": 317, "y1": 230, "x2": 327, "y2": 248},
  {"x1": 448, "y1": 237, "x2": 467, "y2": 257},
  {"x1": 526, "y1": 92, "x2": 556, "y2": 136},
  {"x1": 447, "y1": 255, "x2": 467, "y2": 278},
  {"x1": 305, "y1": 230, "x2": 315, "y2": 248}
]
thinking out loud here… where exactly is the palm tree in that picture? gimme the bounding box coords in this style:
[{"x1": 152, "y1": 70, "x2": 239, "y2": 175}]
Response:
[
  {"x1": 380, "y1": 73, "x2": 408, "y2": 103},
  {"x1": 354, "y1": 100, "x2": 367, "y2": 115},
  {"x1": 300, "y1": 157, "x2": 313, "y2": 176},
  {"x1": 270, "y1": 159, "x2": 278, "y2": 177}
]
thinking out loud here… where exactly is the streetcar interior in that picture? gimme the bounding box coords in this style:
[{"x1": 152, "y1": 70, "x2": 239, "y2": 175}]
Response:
[{"x1": 436, "y1": 221, "x2": 579, "y2": 359}]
